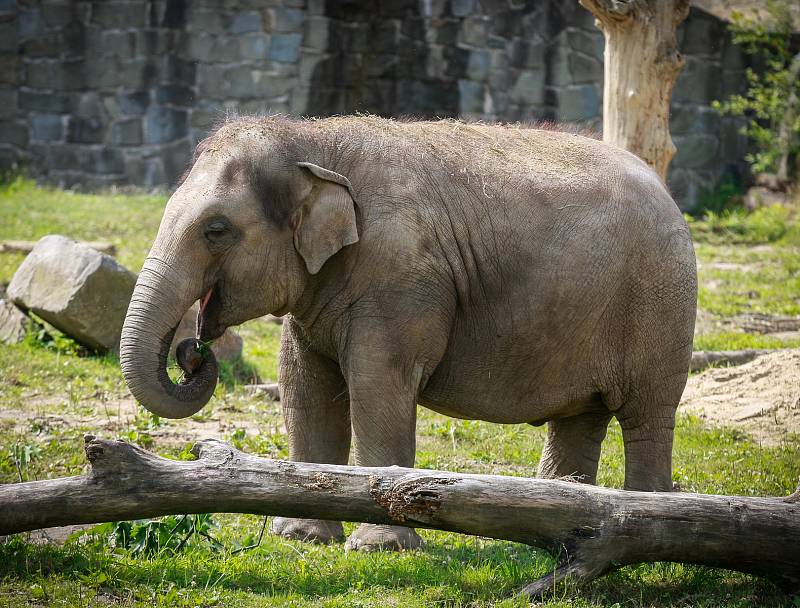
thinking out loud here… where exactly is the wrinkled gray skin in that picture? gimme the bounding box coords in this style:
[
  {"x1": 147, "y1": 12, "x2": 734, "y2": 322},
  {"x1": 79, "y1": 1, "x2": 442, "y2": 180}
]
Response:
[{"x1": 120, "y1": 116, "x2": 697, "y2": 551}]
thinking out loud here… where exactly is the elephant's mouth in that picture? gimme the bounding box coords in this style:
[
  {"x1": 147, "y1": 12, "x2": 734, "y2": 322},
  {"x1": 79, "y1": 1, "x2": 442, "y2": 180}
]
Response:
[{"x1": 197, "y1": 284, "x2": 226, "y2": 342}]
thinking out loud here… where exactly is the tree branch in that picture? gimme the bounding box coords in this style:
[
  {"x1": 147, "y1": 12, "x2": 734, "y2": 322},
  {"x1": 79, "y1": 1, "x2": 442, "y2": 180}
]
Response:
[{"x1": 1, "y1": 436, "x2": 798, "y2": 595}]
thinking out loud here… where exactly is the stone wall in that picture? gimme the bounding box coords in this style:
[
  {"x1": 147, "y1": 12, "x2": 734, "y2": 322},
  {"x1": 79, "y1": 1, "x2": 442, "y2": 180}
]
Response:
[{"x1": 0, "y1": 0, "x2": 750, "y2": 208}]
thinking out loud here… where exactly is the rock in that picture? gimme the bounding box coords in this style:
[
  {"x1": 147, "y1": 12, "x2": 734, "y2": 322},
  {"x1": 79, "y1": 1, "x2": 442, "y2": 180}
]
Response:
[
  {"x1": 171, "y1": 303, "x2": 243, "y2": 363},
  {"x1": 7, "y1": 235, "x2": 137, "y2": 352},
  {"x1": 0, "y1": 299, "x2": 32, "y2": 344},
  {"x1": 743, "y1": 187, "x2": 789, "y2": 211},
  {"x1": 244, "y1": 382, "x2": 280, "y2": 400}
]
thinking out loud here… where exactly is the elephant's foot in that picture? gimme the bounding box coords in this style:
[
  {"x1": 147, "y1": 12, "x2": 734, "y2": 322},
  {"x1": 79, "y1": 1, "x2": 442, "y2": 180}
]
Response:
[
  {"x1": 269, "y1": 517, "x2": 344, "y2": 543},
  {"x1": 344, "y1": 524, "x2": 423, "y2": 552}
]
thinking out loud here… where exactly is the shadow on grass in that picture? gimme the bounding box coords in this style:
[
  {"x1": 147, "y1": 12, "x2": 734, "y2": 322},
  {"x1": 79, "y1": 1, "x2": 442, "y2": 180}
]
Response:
[{"x1": 0, "y1": 534, "x2": 793, "y2": 607}]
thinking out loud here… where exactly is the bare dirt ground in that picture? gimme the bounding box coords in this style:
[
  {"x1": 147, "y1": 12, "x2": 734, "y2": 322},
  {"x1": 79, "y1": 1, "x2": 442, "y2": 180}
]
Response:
[
  {"x1": 681, "y1": 349, "x2": 800, "y2": 445},
  {"x1": 3, "y1": 352, "x2": 798, "y2": 453}
]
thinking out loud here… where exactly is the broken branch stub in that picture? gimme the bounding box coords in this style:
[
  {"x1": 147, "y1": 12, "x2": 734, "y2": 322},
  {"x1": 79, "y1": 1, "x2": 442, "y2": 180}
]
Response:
[{"x1": 0, "y1": 437, "x2": 798, "y2": 596}]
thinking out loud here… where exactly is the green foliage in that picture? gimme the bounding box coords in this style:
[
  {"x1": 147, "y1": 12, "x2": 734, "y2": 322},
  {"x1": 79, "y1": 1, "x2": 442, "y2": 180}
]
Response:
[
  {"x1": 694, "y1": 330, "x2": 800, "y2": 352},
  {"x1": 686, "y1": 203, "x2": 798, "y2": 245},
  {"x1": 73, "y1": 515, "x2": 223, "y2": 558},
  {"x1": 712, "y1": 1, "x2": 800, "y2": 179},
  {"x1": 691, "y1": 176, "x2": 744, "y2": 216}
]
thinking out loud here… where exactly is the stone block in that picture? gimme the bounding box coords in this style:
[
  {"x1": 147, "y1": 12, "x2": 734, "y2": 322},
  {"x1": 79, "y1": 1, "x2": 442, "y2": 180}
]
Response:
[
  {"x1": 31, "y1": 114, "x2": 63, "y2": 142},
  {"x1": 273, "y1": 7, "x2": 303, "y2": 32},
  {"x1": 145, "y1": 106, "x2": 187, "y2": 144},
  {"x1": 73, "y1": 92, "x2": 106, "y2": 121},
  {"x1": 672, "y1": 133, "x2": 719, "y2": 169},
  {"x1": 93, "y1": 2, "x2": 146, "y2": 29},
  {"x1": 156, "y1": 84, "x2": 194, "y2": 107},
  {"x1": 67, "y1": 117, "x2": 104, "y2": 143},
  {"x1": 159, "y1": 139, "x2": 192, "y2": 185},
  {"x1": 136, "y1": 29, "x2": 174, "y2": 55},
  {"x1": 80, "y1": 146, "x2": 126, "y2": 174},
  {"x1": 0, "y1": 21, "x2": 15, "y2": 53},
  {"x1": 187, "y1": 32, "x2": 215, "y2": 62},
  {"x1": 54, "y1": 59, "x2": 88, "y2": 90},
  {"x1": 451, "y1": 0, "x2": 476, "y2": 17},
  {"x1": 680, "y1": 10, "x2": 724, "y2": 56},
  {"x1": 509, "y1": 37, "x2": 545, "y2": 69},
  {"x1": 18, "y1": 90, "x2": 70, "y2": 113},
  {"x1": 197, "y1": 64, "x2": 225, "y2": 99},
  {"x1": 458, "y1": 79, "x2": 485, "y2": 114},
  {"x1": 459, "y1": 16, "x2": 489, "y2": 47},
  {"x1": 46, "y1": 144, "x2": 80, "y2": 170},
  {"x1": 270, "y1": 33, "x2": 301, "y2": 63},
  {"x1": 7, "y1": 235, "x2": 138, "y2": 353},
  {"x1": 669, "y1": 105, "x2": 720, "y2": 135},
  {"x1": 18, "y1": 7, "x2": 42, "y2": 41},
  {"x1": 303, "y1": 16, "x2": 329, "y2": 51},
  {"x1": 101, "y1": 30, "x2": 136, "y2": 58},
  {"x1": 0, "y1": 121, "x2": 28, "y2": 147},
  {"x1": 42, "y1": 2, "x2": 74, "y2": 28},
  {"x1": 0, "y1": 145, "x2": 19, "y2": 170},
  {"x1": 239, "y1": 34, "x2": 271, "y2": 60},
  {"x1": 0, "y1": 56, "x2": 17, "y2": 85},
  {"x1": 171, "y1": 303, "x2": 243, "y2": 363},
  {"x1": 372, "y1": 20, "x2": 399, "y2": 53},
  {"x1": 25, "y1": 60, "x2": 55, "y2": 89},
  {"x1": 435, "y1": 19, "x2": 460, "y2": 45},
  {"x1": 466, "y1": 49, "x2": 490, "y2": 81},
  {"x1": 554, "y1": 84, "x2": 600, "y2": 121},
  {"x1": 86, "y1": 57, "x2": 123, "y2": 89},
  {"x1": 568, "y1": 29, "x2": 603, "y2": 60},
  {"x1": 509, "y1": 69, "x2": 545, "y2": 105},
  {"x1": 22, "y1": 32, "x2": 65, "y2": 58},
  {"x1": 673, "y1": 56, "x2": 721, "y2": 104},
  {"x1": 110, "y1": 118, "x2": 143, "y2": 146},
  {"x1": 118, "y1": 90, "x2": 150, "y2": 116},
  {"x1": 160, "y1": 56, "x2": 195, "y2": 85},
  {"x1": 120, "y1": 57, "x2": 158, "y2": 90},
  {"x1": 191, "y1": 9, "x2": 226, "y2": 35},
  {"x1": 231, "y1": 10, "x2": 262, "y2": 34},
  {"x1": 0, "y1": 299, "x2": 34, "y2": 345},
  {"x1": 0, "y1": 89, "x2": 16, "y2": 119},
  {"x1": 569, "y1": 51, "x2": 601, "y2": 84}
]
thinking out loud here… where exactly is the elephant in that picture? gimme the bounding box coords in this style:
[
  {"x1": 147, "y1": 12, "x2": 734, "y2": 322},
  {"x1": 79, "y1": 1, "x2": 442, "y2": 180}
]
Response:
[{"x1": 120, "y1": 115, "x2": 697, "y2": 552}]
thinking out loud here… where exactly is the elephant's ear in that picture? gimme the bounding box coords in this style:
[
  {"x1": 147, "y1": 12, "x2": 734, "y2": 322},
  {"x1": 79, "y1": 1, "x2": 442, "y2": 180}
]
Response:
[{"x1": 293, "y1": 162, "x2": 359, "y2": 275}]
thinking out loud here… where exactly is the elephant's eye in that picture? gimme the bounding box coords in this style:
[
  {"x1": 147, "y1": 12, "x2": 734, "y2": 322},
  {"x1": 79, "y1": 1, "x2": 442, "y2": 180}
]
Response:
[{"x1": 204, "y1": 219, "x2": 233, "y2": 245}]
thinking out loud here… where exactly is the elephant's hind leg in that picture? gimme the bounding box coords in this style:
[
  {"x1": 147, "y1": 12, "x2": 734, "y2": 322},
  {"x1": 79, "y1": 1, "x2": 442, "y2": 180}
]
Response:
[
  {"x1": 613, "y1": 387, "x2": 679, "y2": 492},
  {"x1": 537, "y1": 411, "x2": 612, "y2": 484}
]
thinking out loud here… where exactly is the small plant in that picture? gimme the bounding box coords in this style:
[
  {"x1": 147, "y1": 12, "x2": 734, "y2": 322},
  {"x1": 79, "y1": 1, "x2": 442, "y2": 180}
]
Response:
[
  {"x1": 74, "y1": 514, "x2": 223, "y2": 557},
  {"x1": 713, "y1": 0, "x2": 800, "y2": 183}
]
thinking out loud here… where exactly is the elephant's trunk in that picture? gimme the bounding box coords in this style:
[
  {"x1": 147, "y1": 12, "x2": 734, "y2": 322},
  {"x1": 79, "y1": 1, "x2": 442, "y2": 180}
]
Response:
[{"x1": 119, "y1": 257, "x2": 218, "y2": 419}]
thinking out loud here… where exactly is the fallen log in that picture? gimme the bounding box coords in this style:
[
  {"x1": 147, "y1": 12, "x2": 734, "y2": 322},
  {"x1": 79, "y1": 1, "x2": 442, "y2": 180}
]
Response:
[
  {"x1": 0, "y1": 239, "x2": 116, "y2": 256},
  {"x1": 689, "y1": 349, "x2": 770, "y2": 373},
  {"x1": 0, "y1": 436, "x2": 798, "y2": 596}
]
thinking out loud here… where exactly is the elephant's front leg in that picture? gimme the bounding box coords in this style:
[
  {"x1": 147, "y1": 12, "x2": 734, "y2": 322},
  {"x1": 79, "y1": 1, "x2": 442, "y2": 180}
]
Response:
[
  {"x1": 270, "y1": 319, "x2": 351, "y2": 543},
  {"x1": 343, "y1": 351, "x2": 425, "y2": 552}
]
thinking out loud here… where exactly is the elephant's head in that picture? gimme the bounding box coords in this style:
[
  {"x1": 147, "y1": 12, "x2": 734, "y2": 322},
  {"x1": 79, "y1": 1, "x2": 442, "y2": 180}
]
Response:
[{"x1": 119, "y1": 123, "x2": 359, "y2": 418}]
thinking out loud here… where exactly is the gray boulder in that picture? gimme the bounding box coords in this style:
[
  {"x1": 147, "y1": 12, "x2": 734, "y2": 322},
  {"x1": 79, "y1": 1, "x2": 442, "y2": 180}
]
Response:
[
  {"x1": 7, "y1": 235, "x2": 137, "y2": 352},
  {"x1": 7, "y1": 234, "x2": 244, "y2": 359},
  {"x1": 0, "y1": 298, "x2": 32, "y2": 344}
]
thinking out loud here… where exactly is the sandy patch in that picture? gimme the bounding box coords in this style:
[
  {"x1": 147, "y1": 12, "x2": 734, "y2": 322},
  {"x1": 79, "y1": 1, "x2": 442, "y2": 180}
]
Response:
[{"x1": 681, "y1": 349, "x2": 800, "y2": 444}]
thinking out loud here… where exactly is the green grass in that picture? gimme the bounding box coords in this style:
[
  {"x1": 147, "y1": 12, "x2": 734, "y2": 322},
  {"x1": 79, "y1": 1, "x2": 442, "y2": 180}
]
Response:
[
  {"x1": 0, "y1": 177, "x2": 165, "y2": 283},
  {"x1": 1, "y1": 180, "x2": 800, "y2": 606}
]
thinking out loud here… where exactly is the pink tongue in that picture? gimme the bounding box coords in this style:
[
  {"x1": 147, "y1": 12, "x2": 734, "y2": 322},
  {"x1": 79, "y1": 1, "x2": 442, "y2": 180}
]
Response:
[{"x1": 199, "y1": 289, "x2": 213, "y2": 316}]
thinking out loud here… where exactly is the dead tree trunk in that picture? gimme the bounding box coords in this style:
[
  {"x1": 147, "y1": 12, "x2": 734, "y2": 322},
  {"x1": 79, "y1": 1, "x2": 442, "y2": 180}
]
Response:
[
  {"x1": 579, "y1": 0, "x2": 691, "y2": 180},
  {"x1": 0, "y1": 437, "x2": 798, "y2": 596}
]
